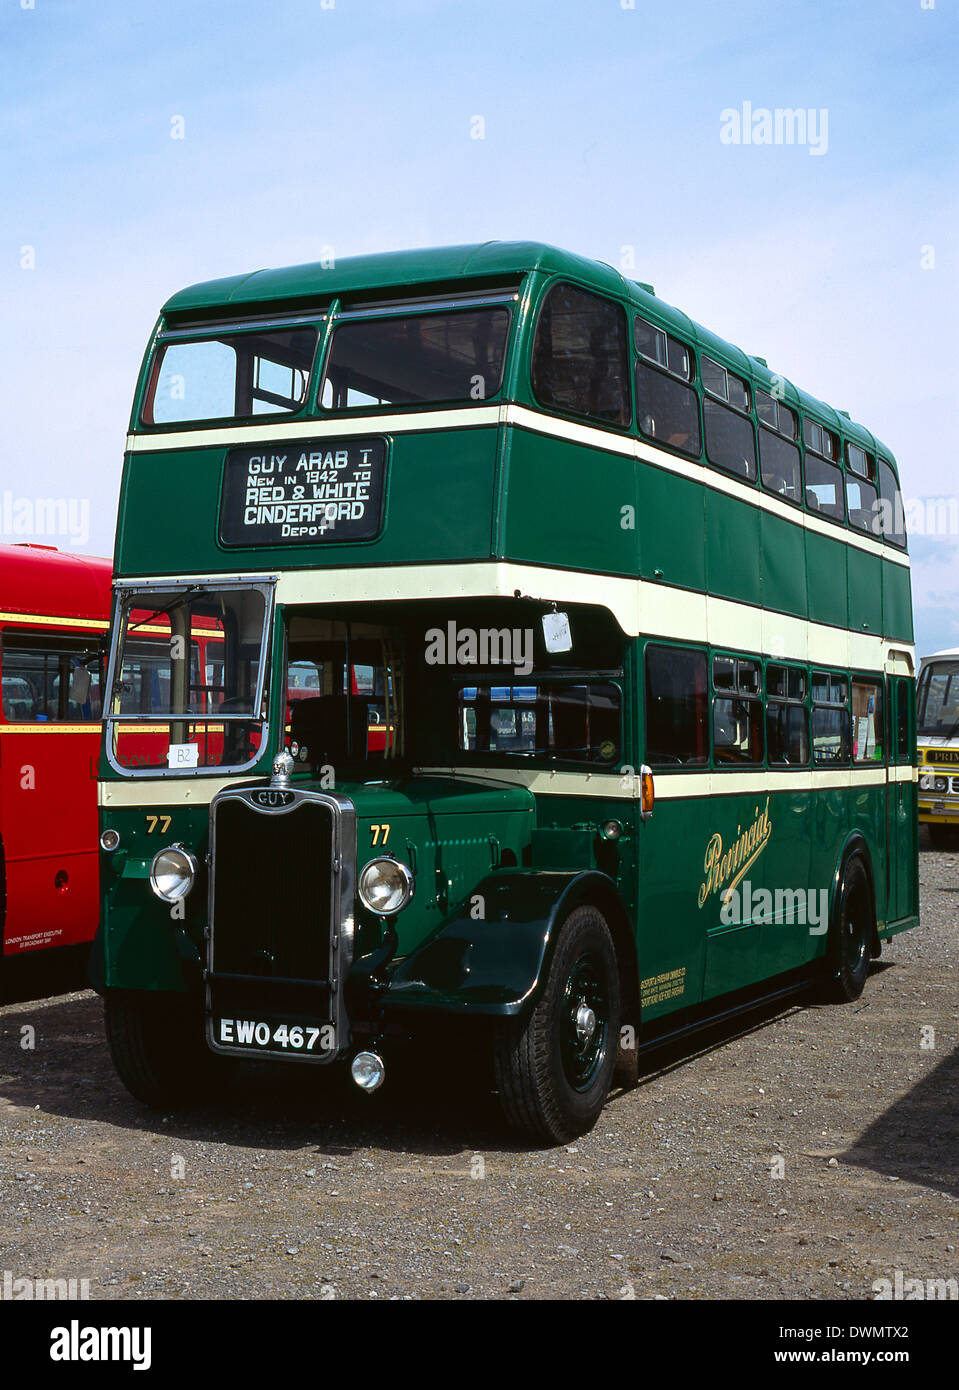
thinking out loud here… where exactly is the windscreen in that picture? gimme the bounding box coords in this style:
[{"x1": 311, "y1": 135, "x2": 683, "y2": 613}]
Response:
[
  {"x1": 107, "y1": 585, "x2": 271, "y2": 773},
  {"x1": 918, "y1": 661, "x2": 959, "y2": 738}
]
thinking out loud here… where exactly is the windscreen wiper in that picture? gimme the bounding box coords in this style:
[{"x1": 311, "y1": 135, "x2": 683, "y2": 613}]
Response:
[{"x1": 125, "y1": 586, "x2": 202, "y2": 634}]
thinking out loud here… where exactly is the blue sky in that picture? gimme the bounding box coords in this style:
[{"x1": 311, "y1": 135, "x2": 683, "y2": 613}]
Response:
[{"x1": 2, "y1": 0, "x2": 956, "y2": 654}]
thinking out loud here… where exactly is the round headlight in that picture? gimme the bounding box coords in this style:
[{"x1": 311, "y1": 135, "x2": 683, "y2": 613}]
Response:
[
  {"x1": 936, "y1": 776, "x2": 948, "y2": 793},
  {"x1": 358, "y1": 857, "x2": 414, "y2": 915},
  {"x1": 99, "y1": 828, "x2": 121, "y2": 852},
  {"x1": 149, "y1": 844, "x2": 197, "y2": 902}
]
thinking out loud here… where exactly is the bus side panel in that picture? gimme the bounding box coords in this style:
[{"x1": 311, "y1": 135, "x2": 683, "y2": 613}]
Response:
[
  {"x1": 1, "y1": 730, "x2": 100, "y2": 954},
  {"x1": 805, "y1": 532, "x2": 847, "y2": 629},
  {"x1": 755, "y1": 784, "x2": 813, "y2": 976},
  {"x1": 760, "y1": 510, "x2": 807, "y2": 623},
  {"x1": 499, "y1": 428, "x2": 638, "y2": 576},
  {"x1": 882, "y1": 560, "x2": 914, "y2": 644},
  {"x1": 847, "y1": 549, "x2": 883, "y2": 636},
  {"x1": 705, "y1": 489, "x2": 760, "y2": 609},
  {"x1": 635, "y1": 796, "x2": 709, "y2": 1016},
  {"x1": 636, "y1": 463, "x2": 706, "y2": 592}
]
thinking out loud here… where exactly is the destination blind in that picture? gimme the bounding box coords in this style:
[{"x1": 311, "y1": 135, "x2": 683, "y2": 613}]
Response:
[{"x1": 219, "y1": 438, "x2": 386, "y2": 546}]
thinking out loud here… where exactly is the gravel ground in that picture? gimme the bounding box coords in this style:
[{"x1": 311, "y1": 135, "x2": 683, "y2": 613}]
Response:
[{"x1": 1, "y1": 837, "x2": 957, "y2": 1302}]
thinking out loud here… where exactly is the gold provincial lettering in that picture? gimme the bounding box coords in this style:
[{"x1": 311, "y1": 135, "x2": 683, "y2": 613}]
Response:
[{"x1": 697, "y1": 797, "x2": 772, "y2": 908}]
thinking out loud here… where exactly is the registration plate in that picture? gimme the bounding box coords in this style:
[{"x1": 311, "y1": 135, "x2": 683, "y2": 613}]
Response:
[{"x1": 215, "y1": 1017, "x2": 335, "y2": 1055}]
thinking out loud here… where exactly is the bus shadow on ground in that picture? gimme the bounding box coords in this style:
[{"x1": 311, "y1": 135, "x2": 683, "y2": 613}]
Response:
[
  {"x1": 4, "y1": 967, "x2": 936, "y2": 1164},
  {"x1": 841, "y1": 1042, "x2": 959, "y2": 1198},
  {"x1": 0, "y1": 947, "x2": 90, "y2": 1006},
  {"x1": 0, "y1": 991, "x2": 517, "y2": 1157}
]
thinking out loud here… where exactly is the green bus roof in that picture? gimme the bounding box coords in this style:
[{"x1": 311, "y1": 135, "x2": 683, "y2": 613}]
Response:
[{"x1": 162, "y1": 240, "x2": 893, "y2": 464}]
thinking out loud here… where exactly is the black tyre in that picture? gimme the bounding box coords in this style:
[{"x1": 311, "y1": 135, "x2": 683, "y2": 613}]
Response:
[
  {"x1": 104, "y1": 990, "x2": 222, "y2": 1109},
  {"x1": 493, "y1": 905, "x2": 621, "y2": 1144},
  {"x1": 821, "y1": 856, "x2": 872, "y2": 1003}
]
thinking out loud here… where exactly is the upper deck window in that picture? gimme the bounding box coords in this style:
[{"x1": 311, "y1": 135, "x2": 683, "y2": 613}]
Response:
[
  {"x1": 634, "y1": 315, "x2": 699, "y2": 457},
  {"x1": 702, "y1": 356, "x2": 754, "y2": 481},
  {"x1": 143, "y1": 326, "x2": 317, "y2": 426},
  {"x1": 804, "y1": 452, "x2": 845, "y2": 521},
  {"x1": 531, "y1": 283, "x2": 630, "y2": 426},
  {"x1": 701, "y1": 356, "x2": 749, "y2": 413},
  {"x1": 845, "y1": 445, "x2": 879, "y2": 534},
  {"x1": 803, "y1": 418, "x2": 838, "y2": 461},
  {"x1": 878, "y1": 457, "x2": 907, "y2": 548},
  {"x1": 756, "y1": 390, "x2": 801, "y2": 505},
  {"x1": 756, "y1": 390, "x2": 797, "y2": 439},
  {"x1": 321, "y1": 305, "x2": 510, "y2": 409}
]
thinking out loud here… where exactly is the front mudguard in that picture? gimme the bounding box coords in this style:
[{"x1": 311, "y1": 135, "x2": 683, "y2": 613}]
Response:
[{"x1": 381, "y1": 868, "x2": 631, "y2": 1019}]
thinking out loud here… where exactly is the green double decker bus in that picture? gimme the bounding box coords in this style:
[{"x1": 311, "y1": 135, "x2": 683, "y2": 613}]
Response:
[{"x1": 93, "y1": 242, "x2": 918, "y2": 1142}]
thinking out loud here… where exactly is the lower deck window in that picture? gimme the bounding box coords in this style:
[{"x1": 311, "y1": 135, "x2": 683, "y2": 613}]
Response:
[
  {"x1": 1, "y1": 635, "x2": 102, "y2": 722},
  {"x1": 851, "y1": 680, "x2": 883, "y2": 762},
  {"x1": 456, "y1": 681, "x2": 620, "y2": 765},
  {"x1": 767, "y1": 702, "x2": 809, "y2": 765},
  {"x1": 645, "y1": 645, "x2": 708, "y2": 766},
  {"x1": 713, "y1": 697, "x2": 763, "y2": 763}
]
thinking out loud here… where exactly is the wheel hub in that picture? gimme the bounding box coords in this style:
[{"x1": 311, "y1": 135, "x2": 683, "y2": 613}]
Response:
[
  {"x1": 560, "y1": 953, "x2": 609, "y2": 1092},
  {"x1": 575, "y1": 1002, "x2": 597, "y2": 1044}
]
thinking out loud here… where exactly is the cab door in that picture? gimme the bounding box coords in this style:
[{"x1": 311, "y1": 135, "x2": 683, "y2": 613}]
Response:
[{"x1": 885, "y1": 662, "x2": 917, "y2": 924}]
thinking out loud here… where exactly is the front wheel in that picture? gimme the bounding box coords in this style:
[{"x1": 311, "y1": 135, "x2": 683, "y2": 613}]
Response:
[
  {"x1": 821, "y1": 857, "x2": 873, "y2": 1004},
  {"x1": 104, "y1": 990, "x2": 223, "y2": 1109},
  {"x1": 493, "y1": 905, "x2": 621, "y2": 1144}
]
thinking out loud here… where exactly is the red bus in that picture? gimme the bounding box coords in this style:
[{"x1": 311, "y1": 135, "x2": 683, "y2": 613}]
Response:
[{"x1": 0, "y1": 544, "x2": 112, "y2": 960}]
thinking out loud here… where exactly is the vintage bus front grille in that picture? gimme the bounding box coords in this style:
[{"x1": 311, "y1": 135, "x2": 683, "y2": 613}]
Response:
[{"x1": 207, "y1": 791, "x2": 354, "y2": 1053}]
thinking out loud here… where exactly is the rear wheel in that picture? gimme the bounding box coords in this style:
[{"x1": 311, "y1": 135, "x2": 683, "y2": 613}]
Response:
[
  {"x1": 104, "y1": 990, "x2": 222, "y2": 1108},
  {"x1": 493, "y1": 905, "x2": 620, "y2": 1144},
  {"x1": 821, "y1": 857, "x2": 872, "y2": 1003}
]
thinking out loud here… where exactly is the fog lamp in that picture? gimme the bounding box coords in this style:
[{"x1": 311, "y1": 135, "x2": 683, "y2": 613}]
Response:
[{"x1": 351, "y1": 1051, "x2": 386, "y2": 1092}]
